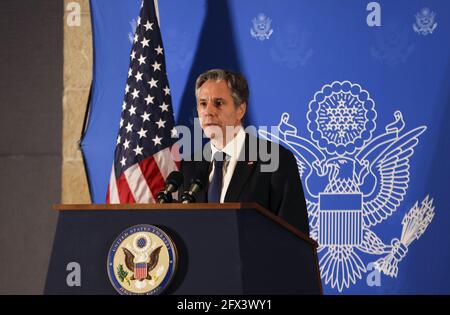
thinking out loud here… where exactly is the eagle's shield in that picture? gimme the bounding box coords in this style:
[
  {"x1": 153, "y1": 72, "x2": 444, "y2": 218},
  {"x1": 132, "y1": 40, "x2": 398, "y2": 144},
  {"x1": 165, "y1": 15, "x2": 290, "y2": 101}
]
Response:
[
  {"x1": 319, "y1": 193, "x2": 363, "y2": 246},
  {"x1": 134, "y1": 262, "x2": 148, "y2": 280}
]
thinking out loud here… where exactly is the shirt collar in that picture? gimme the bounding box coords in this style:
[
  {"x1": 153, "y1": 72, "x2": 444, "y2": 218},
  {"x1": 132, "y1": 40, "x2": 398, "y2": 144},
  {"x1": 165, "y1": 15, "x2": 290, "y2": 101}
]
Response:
[{"x1": 210, "y1": 126, "x2": 245, "y2": 161}]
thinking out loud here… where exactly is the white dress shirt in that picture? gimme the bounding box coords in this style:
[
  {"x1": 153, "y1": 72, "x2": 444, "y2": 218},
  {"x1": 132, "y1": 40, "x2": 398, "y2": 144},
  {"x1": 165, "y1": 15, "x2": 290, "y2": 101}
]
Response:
[{"x1": 209, "y1": 127, "x2": 246, "y2": 203}]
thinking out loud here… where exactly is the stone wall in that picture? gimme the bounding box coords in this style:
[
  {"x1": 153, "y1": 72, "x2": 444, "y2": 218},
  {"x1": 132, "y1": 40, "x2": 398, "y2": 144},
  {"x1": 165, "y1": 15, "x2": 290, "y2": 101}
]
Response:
[{"x1": 62, "y1": 0, "x2": 91, "y2": 204}]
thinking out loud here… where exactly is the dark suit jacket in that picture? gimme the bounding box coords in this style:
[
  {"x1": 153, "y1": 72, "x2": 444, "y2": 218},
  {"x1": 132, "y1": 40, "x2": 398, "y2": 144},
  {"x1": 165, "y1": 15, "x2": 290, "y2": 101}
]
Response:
[{"x1": 179, "y1": 133, "x2": 310, "y2": 235}]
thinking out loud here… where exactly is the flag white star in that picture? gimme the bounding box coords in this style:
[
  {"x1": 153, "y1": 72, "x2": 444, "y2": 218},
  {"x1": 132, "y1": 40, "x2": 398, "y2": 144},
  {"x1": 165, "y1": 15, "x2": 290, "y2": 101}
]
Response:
[
  {"x1": 155, "y1": 45, "x2": 163, "y2": 55},
  {"x1": 163, "y1": 86, "x2": 170, "y2": 95},
  {"x1": 171, "y1": 128, "x2": 178, "y2": 137},
  {"x1": 143, "y1": 21, "x2": 154, "y2": 31},
  {"x1": 120, "y1": 118, "x2": 124, "y2": 127},
  {"x1": 133, "y1": 144, "x2": 144, "y2": 156},
  {"x1": 133, "y1": 34, "x2": 138, "y2": 44},
  {"x1": 140, "y1": 37, "x2": 150, "y2": 48},
  {"x1": 137, "y1": 55, "x2": 146, "y2": 65},
  {"x1": 137, "y1": 17, "x2": 141, "y2": 26},
  {"x1": 131, "y1": 50, "x2": 136, "y2": 59},
  {"x1": 125, "y1": 122, "x2": 133, "y2": 133},
  {"x1": 131, "y1": 89, "x2": 140, "y2": 99},
  {"x1": 137, "y1": 128, "x2": 148, "y2": 139},
  {"x1": 128, "y1": 105, "x2": 136, "y2": 116},
  {"x1": 151, "y1": 61, "x2": 161, "y2": 72},
  {"x1": 125, "y1": 84, "x2": 130, "y2": 94},
  {"x1": 159, "y1": 102, "x2": 169, "y2": 112},
  {"x1": 123, "y1": 139, "x2": 130, "y2": 149},
  {"x1": 144, "y1": 94, "x2": 154, "y2": 105},
  {"x1": 141, "y1": 111, "x2": 151, "y2": 122},
  {"x1": 128, "y1": 68, "x2": 133, "y2": 77},
  {"x1": 156, "y1": 118, "x2": 166, "y2": 129},
  {"x1": 148, "y1": 77, "x2": 158, "y2": 88},
  {"x1": 120, "y1": 156, "x2": 126, "y2": 166},
  {"x1": 122, "y1": 101, "x2": 127, "y2": 111},
  {"x1": 116, "y1": 135, "x2": 121, "y2": 145},
  {"x1": 152, "y1": 135, "x2": 162, "y2": 146},
  {"x1": 134, "y1": 71, "x2": 143, "y2": 82}
]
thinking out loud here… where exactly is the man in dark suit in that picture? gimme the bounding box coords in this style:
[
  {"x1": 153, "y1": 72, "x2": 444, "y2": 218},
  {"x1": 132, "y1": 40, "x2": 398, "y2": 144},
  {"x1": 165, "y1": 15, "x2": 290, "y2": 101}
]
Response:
[{"x1": 179, "y1": 69, "x2": 309, "y2": 235}]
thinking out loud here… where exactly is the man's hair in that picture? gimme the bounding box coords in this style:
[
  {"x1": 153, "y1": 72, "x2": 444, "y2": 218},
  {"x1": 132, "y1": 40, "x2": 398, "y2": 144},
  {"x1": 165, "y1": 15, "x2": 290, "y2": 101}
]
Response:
[{"x1": 195, "y1": 69, "x2": 249, "y2": 108}]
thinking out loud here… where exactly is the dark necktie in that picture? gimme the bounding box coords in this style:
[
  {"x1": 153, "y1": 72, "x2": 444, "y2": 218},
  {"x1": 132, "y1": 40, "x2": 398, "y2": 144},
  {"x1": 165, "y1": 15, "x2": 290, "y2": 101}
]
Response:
[{"x1": 208, "y1": 151, "x2": 226, "y2": 203}]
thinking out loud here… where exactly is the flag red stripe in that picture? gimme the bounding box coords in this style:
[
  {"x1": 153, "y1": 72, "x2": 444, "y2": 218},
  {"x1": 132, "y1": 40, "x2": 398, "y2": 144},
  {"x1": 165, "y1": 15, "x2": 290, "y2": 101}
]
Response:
[
  {"x1": 106, "y1": 186, "x2": 110, "y2": 203},
  {"x1": 116, "y1": 173, "x2": 136, "y2": 203},
  {"x1": 124, "y1": 162, "x2": 155, "y2": 203},
  {"x1": 139, "y1": 156, "x2": 165, "y2": 201}
]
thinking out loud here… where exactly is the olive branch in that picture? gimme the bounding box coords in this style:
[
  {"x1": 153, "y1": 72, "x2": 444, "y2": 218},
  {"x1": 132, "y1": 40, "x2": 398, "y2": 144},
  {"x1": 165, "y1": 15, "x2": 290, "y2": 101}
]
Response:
[{"x1": 116, "y1": 264, "x2": 130, "y2": 285}]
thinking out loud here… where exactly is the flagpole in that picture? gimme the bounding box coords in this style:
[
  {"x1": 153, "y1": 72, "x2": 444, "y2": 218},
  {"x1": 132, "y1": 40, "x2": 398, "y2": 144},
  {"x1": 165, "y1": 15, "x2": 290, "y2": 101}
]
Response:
[{"x1": 154, "y1": 0, "x2": 160, "y2": 27}]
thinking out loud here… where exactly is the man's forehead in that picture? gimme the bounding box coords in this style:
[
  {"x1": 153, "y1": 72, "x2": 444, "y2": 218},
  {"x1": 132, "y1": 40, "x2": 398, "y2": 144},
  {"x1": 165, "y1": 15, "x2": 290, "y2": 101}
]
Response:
[{"x1": 198, "y1": 80, "x2": 230, "y2": 94}]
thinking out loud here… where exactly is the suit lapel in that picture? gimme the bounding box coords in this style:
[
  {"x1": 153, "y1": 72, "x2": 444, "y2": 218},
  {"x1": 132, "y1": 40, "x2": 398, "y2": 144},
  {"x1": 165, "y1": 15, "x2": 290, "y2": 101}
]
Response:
[{"x1": 224, "y1": 133, "x2": 257, "y2": 202}]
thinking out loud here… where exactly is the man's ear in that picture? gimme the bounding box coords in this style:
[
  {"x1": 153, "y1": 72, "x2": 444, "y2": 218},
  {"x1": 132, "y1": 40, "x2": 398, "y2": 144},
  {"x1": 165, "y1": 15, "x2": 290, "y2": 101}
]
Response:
[{"x1": 237, "y1": 102, "x2": 247, "y2": 121}]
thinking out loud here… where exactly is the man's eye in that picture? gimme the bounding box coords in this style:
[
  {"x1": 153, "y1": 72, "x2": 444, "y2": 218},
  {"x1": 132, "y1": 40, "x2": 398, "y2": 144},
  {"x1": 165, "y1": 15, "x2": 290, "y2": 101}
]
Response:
[{"x1": 214, "y1": 100, "x2": 223, "y2": 107}]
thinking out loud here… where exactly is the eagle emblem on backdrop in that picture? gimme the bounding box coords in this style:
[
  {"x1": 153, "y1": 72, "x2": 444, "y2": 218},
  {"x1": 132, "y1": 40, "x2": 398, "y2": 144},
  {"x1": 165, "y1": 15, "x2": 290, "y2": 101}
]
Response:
[
  {"x1": 250, "y1": 13, "x2": 274, "y2": 41},
  {"x1": 270, "y1": 21, "x2": 314, "y2": 69},
  {"x1": 128, "y1": 18, "x2": 138, "y2": 44},
  {"x1": 371, "y1": 21, "x2": 414, "y2": 66},
  {"x1": 164, "y1": 26, "x2": 195, "y2": 72},
  {"x1": 413, "y1": 7, "x2": 438, "y2": 36},
  {"x1": 259, "y1": 81, "x2": 435, "y2": 292},
  {"x1": 107, "y1": 224, "x2": 177, "y2": 295}
]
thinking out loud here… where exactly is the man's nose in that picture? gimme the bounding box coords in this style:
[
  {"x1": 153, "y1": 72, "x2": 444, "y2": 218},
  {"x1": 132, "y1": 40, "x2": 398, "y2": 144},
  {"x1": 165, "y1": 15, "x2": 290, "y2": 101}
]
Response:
[{"x1": 203, "y1": 100, "x2": 217, "y2": 116}]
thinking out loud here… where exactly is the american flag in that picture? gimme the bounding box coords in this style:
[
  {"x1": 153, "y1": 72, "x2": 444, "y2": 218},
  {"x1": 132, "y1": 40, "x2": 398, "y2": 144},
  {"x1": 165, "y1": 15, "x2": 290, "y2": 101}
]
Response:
[{"x1": 107, "y1": 0, "x2": 179, "y2": 203}]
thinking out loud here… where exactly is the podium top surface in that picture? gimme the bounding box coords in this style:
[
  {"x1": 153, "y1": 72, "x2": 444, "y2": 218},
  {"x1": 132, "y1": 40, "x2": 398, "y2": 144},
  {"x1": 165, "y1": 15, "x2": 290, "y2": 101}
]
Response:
[{"x1": 53, "y1": 202, "x2": 317, "y2": 247}]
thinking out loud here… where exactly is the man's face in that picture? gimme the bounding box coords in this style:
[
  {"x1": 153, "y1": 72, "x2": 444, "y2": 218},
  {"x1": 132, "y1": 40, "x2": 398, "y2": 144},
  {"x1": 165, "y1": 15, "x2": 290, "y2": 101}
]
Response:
[{"x1": 196, "y1": 80, "x2": 246, "y2": 142}]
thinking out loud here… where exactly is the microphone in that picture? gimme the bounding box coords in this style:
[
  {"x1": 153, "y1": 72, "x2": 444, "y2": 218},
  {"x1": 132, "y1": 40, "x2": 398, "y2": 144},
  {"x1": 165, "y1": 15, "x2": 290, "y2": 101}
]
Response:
[
  {"x1": 157, "y1": 171, "x2": 184, "y2": 203},
  {"x1": 180, "y1": 169, "x2": 208, "y2": 204}
]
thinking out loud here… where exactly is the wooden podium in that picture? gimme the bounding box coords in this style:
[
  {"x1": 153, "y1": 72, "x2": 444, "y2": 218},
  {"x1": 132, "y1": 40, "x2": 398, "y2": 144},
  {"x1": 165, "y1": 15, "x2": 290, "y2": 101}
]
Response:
[{"x1": 45, "y1": 203, "x2": 322, "y2": 294}]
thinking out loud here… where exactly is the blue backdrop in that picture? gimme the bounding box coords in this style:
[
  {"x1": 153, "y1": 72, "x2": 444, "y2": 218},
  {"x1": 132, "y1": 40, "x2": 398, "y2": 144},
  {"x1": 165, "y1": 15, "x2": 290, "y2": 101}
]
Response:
[{"x1": 81, "y1": 0, "x2": 450, "y2": 294}]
